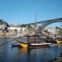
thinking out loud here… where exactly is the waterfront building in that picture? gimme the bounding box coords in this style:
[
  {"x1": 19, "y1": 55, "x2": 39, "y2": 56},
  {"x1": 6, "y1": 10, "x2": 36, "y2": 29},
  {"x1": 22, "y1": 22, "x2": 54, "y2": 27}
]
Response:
[
  {"x1": 43, "y1": 27, "x2": 60, "y2": 37},
  {"x1": 0, "y1": 20, "x2": 9, "y2": 30}
]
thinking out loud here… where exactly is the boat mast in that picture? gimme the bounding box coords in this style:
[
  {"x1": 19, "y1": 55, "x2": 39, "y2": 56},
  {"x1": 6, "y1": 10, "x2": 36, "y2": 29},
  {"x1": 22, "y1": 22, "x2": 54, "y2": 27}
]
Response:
[
  {"x1": 34, "y1": 14, "x2": 37, "y2": 43},
  {"x1": 35, "y1": 14, "x2": 37, "y2": 31}
]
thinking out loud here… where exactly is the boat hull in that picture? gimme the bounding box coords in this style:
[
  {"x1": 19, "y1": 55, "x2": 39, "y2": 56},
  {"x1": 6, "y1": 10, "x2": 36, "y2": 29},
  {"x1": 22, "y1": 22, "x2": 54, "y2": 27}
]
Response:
[
  {"x1": 60, "y1": 41, "x2": 62, "y2": 44},
  {"x1": 49, "y1": 44, "x2": 57, "y2": 47},
  {"x1": 16, "y1": 40, "x2": 51, "y2": 48},
  {"x1": 16, "y1": 40, "x2": 28, "y2": 48}
]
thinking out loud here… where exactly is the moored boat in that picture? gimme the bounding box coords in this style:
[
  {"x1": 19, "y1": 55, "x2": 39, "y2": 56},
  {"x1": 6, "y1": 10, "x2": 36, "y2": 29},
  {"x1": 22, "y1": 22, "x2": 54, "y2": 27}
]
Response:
[
  {"x1": 49, "y1": 44, "x2": 57, "y2": 47},
  {"x1": 16, "y1": 40, "x2": 52, "y2": 48},
  {"x1": 16, "y1": 40, "x2": 28, "y2": 48},
  {"x1": 60, "y1": 41, "x2": 62, "y2": 44}
]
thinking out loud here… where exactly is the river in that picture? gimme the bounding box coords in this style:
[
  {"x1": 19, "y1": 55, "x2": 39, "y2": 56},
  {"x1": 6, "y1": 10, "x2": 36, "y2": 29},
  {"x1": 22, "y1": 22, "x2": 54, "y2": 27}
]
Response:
[{"x1": 0, "y1": 38, "x2": 62, "y2": 62}]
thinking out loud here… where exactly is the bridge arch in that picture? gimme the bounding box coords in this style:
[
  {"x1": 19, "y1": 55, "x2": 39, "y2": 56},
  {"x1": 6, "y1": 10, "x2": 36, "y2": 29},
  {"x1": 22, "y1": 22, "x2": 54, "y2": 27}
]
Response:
[{"x1": 38, "y1": 18, "x2": 62, "y2": 32}]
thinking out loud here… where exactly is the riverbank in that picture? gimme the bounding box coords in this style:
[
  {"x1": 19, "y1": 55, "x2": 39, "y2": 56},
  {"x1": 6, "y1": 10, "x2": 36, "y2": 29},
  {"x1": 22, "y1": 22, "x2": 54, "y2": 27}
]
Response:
[
  {"x1": 0, "y1": 31, "x2": 22, "y2": 38},
  {"x1": 53, "y1": 56, "x2": 62, "y2": 62},
  {"x1": 0, "y1": 31, "x2": 46, "y2": 38}
]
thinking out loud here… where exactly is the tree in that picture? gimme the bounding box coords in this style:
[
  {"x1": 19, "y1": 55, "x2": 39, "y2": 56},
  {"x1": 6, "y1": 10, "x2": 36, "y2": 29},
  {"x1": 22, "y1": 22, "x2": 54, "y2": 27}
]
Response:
[{"x1": 0, "y1": 19, "x2": 10, "y2": 32}]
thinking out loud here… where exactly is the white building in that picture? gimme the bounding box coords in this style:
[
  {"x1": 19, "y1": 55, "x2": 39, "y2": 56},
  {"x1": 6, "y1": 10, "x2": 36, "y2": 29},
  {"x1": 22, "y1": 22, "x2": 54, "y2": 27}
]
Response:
[
  {"x1": 44, "y1": 27, "x2": 56, "y2": 34},
  {"x1": 8, "y1": 24, "x2": 20, "y2": 31}
]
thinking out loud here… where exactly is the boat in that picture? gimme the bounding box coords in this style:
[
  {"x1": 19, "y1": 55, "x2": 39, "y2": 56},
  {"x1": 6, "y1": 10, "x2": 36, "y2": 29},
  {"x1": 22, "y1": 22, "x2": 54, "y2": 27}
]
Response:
[
  {"x1": 16, "y1": 40, "x2": 52, "y2": 48},
  {"x1": 60, "y1": 41, "x2": 62, "y2": 44},
  {"x1": 16, "y1": 40, "x2": 28, "y2": 48},
  {"x1": 49, "y1": 39, "x2": 62, "y2": 47},
  {"x1": 11, "y1": 43, "x2": 20, "y2": 47},
  {"x1": 49, "y1": 43, "x2": 57, "y2": 47},
  {"x1": 16, "y1": 35, "x2": 62, "y2": 48}
]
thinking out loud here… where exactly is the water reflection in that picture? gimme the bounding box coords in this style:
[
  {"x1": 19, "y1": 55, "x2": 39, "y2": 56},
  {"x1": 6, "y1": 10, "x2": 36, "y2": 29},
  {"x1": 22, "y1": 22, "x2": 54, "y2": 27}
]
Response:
[
  {"x1": 16, "y1": 47, "x2": 62, "y2": 62},
  {"x1": 0, "y1": 39, "x2": 62, "y2": 62}
]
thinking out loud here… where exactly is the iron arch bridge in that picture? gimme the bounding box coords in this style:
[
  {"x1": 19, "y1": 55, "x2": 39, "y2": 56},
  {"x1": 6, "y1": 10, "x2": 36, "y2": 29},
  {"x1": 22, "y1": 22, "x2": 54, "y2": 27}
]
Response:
[
  {"x1": 38, "y1": 18, "x2": 62, "y2": 31},
  {"x1": 21, "y1": 18, "x2": 62, "y2": 35},
  {"x1": 24, "y1": 18, "x2": 62, "y2": 31}
]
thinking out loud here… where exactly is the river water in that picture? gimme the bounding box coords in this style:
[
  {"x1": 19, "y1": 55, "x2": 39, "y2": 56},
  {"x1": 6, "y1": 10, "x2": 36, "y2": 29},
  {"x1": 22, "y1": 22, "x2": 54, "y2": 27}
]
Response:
[{"x1": 0, "y1": 38, "x2": 62, "y2": 62}]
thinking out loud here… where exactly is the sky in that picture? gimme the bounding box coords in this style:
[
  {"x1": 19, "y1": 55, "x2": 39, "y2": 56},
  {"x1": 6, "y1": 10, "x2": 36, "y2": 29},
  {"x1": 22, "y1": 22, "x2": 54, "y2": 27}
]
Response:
[{"x1": 0, "y1": 0, "x2": 62, "y2": 26}]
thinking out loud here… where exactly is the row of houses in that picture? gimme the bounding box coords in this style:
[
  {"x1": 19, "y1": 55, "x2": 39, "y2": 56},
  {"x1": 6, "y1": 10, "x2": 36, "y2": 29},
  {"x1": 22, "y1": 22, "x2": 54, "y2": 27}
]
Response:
[
  {"x1": 0, "y1": 20, "x2": 35, "y2": 36},
  {"x1": 0, "y1": 20, "x2": 26, "y2": 32},
  {"x1": 0, "y1": 20, "x2": 61, "y2": 37}
]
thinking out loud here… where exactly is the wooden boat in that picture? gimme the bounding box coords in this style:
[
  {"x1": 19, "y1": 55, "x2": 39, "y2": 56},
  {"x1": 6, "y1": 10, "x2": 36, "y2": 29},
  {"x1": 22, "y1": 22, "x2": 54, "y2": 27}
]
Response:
[
  {"x1": 49, "y1": 40, "x2": 61, "y2": 47},
  {"x1": 49, "y1": 40, "x2": 62, "y2": 47},
  {"x1": 16, "y1": 40, "x2": 52, "y2": 48},
  {"x1": 16, "y1": 40, "x2": 28, "y2": 48},
  {"x1": 11, "y1": 44, "x2": 19, "y2": 47},
  {"x1": 60, "y1": 41, "x2": 62, "y2": 44},
  {"x1": 16, "y1": 35, "x2": 62, "y2": 48},
  {"x1": 49, "y1": 44, "x2": 57, "y2": 47}
]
